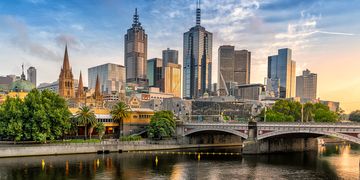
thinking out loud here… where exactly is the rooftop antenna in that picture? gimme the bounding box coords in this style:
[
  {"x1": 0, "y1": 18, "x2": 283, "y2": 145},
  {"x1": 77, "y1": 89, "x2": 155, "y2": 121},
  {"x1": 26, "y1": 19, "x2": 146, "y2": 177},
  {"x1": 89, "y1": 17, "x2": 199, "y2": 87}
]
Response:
[{"x1": 196, "y1": 0, "x2": 201, "y2": 26}]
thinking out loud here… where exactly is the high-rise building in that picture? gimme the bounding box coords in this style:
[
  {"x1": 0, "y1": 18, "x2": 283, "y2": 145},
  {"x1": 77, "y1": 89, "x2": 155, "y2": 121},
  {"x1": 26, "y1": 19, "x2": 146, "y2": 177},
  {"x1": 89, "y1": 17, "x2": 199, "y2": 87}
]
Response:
[
  {"x1": 147, "y1": 58, "x2": 162, "y2": 88},
  {"x1": 267, "y1": 48, "x2": 296, "y2": 98},
  {"x1": 162, "y1": 48, "x2": 178, "y2": 78},
  {"x1": 296, "y1": 69, "x2": 317, "y2": 99},
  {"x1": 88, "y1": 63, "x2": 126, "y2": 96},
  {"x1": 27, "y1": 66, "x2": 36, "y2": 86},
  {"x1": 58, "y1": 45, "x2": 75, "y2": 99},
  {"x1": 164, "y1": 63, "x2": 181, "y2": 97},
  {"x1": 183, "y1": 1, "x2": 212, "y2": 99},
  {"x1": 218, "y1": 45, "x2": 251, "y2": 95},
  {"x1": 124, "y1": 8, "x2": 148, "y2": 87}
]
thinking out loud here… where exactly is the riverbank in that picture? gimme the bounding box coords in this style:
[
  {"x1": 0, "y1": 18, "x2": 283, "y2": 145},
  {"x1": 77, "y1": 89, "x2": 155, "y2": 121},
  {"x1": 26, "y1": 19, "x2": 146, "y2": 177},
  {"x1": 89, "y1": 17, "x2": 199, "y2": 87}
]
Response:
[{"x1": 0, "y1": 141, "x2": 242, "y2": 158}]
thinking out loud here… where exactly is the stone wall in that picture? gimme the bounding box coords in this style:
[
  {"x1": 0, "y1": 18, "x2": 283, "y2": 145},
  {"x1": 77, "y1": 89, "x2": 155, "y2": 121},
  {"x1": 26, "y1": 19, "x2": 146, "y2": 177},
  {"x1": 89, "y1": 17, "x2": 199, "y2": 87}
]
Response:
[{"x1": 243, "y1": 138, "x2": 319, "y2": 154}]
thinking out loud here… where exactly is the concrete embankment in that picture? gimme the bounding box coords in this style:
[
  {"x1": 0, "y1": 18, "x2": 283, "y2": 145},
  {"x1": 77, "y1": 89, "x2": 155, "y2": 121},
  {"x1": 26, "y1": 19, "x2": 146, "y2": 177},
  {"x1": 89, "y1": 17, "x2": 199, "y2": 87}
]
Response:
[{"x1": 0, "y1": 141, "x2": 242, "y2": 158}]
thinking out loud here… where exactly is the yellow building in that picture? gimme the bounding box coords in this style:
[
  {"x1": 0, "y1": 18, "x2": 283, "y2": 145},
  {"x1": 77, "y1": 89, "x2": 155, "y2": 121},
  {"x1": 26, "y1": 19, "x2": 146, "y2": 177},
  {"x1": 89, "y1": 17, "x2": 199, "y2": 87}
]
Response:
[
  {"x1": 69, "y1": 106, "x2": 154, "y2": 136},
  {"x1": 164, "y1": 63, "x2": 181, "y2": 97}
]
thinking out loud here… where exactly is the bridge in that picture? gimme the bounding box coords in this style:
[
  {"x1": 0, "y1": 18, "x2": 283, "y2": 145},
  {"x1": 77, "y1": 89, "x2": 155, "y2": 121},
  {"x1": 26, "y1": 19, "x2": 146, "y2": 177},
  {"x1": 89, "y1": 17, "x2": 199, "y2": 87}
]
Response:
[{"x1": 178, "y1": 122, "x2": 360, "y2": 144}]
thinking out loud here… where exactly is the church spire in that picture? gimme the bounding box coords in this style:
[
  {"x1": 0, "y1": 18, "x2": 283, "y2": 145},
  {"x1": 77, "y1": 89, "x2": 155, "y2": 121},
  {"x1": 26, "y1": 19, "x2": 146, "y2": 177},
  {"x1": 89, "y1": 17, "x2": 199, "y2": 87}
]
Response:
[
  {"x1": 196, "y1": 0, "x2": 201, "y2": 26},
  {"x1": 63, "y1": 44, "x2": 70, "y2": 70},
  {"x1": 77, "y1": 71, "x2": 84, "y2": 98}
]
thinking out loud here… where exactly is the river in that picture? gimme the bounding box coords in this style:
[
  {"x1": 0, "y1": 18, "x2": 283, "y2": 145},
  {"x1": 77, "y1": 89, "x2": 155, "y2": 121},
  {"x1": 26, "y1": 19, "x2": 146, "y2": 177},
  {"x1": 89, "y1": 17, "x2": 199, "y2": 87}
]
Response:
[{"x1": 0, "y1": 143, "x2": 359, "y2": 180}]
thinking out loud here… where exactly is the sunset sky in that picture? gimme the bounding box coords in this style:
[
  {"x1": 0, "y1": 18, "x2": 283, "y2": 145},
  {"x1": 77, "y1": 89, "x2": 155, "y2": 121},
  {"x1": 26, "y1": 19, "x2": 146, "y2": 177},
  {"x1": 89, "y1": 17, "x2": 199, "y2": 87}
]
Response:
[{"x1": 0, "y1": 0, "x2": 359, "y2": 112}]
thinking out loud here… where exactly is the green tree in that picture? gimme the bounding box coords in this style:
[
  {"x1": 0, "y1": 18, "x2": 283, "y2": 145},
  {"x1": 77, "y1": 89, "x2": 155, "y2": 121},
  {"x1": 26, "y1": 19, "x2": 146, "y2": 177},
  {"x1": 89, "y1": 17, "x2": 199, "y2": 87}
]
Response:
[
  {"x1": 75, "y1": 106, "x2": 97, "y2": 139},
  {"x1": 349, "y1": 110, "x2": 360, "y2": 122},
  {"x1": 303, "y1": 102, "x2": 315, "y2": 122},
  {"x1": 110, "y1": 101, "x2": 130, "y2": 137},
  {"x1": 95, "y1": 122, "x2": 106, "y2": 140},
  {"x1": 148, "y1": 111, "x2": 176, "y2": 139},
  {"x1": 0, "y1": 97, "x2": 25, "y2": 143},
  {"x1": 24, "y1": 89, "x2": 72, "y2": 143},
  {"x1": 265, "y1": 110, "x2": 294, "y2": 122}
]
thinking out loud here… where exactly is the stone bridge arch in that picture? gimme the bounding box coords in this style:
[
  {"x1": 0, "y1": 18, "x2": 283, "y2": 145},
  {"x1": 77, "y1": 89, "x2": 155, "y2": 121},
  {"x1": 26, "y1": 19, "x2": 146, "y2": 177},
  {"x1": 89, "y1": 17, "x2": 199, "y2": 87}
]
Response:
[
  {"x1": 184, "y1": 128, "x2": 248, "y2": 139},
  {"x1": 257, "y1": 130, "x2": 360, "y2": 144}
]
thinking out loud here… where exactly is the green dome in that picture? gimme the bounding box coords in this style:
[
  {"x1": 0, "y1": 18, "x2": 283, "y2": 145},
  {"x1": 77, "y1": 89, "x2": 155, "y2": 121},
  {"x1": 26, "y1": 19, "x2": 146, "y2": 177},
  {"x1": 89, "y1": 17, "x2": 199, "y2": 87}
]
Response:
[{"x1": 9, "y1": 80, "x2": 35, "y2": 92}]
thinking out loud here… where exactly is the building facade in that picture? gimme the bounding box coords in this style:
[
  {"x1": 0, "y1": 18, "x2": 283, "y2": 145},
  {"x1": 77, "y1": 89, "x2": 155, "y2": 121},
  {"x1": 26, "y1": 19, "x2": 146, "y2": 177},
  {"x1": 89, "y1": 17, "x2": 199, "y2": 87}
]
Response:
[
  {"x1": 233, "y1": 84, "x2": 265, "y2": 100},
  {"x1": 162, "y1": 48, "x2": 178, "y2": 78},
  {"x1": 296, "y1": 69, "x2": 317, "y2": 99},
  {"x1": 88, "y1": 63, "x2": 126, "y2": 97},
  {"x1": 164, "y1": 63, "x2": 181, "y2": 97},
  {"x1": 267, "y1": 48, "x2": 296, "y2": 98},
  {"x1": 147, "y1": 58, "x2": 163, "y2": 88},
  {"x1": 58, "y1": 45, "x2": 75, "y2": 99},
  {"x1": 218, "y1": 45, "x2": 251, "y2": 95},
  {"x1": 183, "y1": 2, "x2": 212, "y2": 99},
  {"x1": 124, "y1": 8, "x2": 148, "y2": 87},
  {"x1": 27, "y1": 66, "x2": 36, "y2": 87}
]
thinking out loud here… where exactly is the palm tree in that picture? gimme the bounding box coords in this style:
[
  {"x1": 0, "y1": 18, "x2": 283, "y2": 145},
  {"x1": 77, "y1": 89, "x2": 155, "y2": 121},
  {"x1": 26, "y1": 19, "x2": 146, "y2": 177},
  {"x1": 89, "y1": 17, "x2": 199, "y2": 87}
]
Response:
[
  {"x1": 303, "y1": 103, "x2": 315, "y2": 122},
  {"x1": 76, "y1": 106, "x2": 97, "y2": 139},
  {"x1": 110, "y1": 101, "x2": 130, "y2": 138}
]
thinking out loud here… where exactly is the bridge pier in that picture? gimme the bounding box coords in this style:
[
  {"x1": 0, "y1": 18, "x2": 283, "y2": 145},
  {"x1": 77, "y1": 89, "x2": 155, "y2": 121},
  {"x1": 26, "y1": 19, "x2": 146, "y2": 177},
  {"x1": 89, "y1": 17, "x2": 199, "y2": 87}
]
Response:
[{"x1": 243, "y1": 138, "x2": 319, "y2": 154}]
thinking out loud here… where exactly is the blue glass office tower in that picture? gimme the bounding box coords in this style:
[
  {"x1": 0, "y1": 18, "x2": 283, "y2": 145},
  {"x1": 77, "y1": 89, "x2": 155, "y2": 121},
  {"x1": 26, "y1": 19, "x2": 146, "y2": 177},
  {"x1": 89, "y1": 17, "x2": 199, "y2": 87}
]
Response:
[
  {"x1": 267, "y1": 48, "x2": 296, "y2": 98},
  {"x1": 183, "y1": 1, "x2": 212, "y2": 99}
]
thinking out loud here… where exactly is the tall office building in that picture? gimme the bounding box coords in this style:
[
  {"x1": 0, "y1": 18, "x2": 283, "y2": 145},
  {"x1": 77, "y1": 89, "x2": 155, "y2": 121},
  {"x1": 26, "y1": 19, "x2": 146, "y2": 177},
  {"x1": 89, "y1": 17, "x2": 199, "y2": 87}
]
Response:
[
  {"x1": 164, "y1": 63, "x2": 181, "y2": 97},
  {"x1": 296, "y1": 69, "x2": 317, "y2": 99},
  {"x1": 218, "y1": 45, "x2": 250, "y2": 95},
  {"x1": 183, "y1": 1, "x2": 212, "y2": 99},
  {"x1": 124, "y1": 8, "x2": 148, "y2": 87},
  {"x1": 162, "y1": 48, "x2": 178, "y2": 78},
  {"x1": 267, "y1": 48, "x2": 296, "y2": 98},
  {"x1": 58, "y1": 45, "x2": 75, "y2": 99},
  {"x1": 88, "y1": 63, "x2": 126, "y2": 95},
  {"x1": 147, "y1": 58, "x2": 163, "y2": 88},
  {"x1": 27, "y1": 66, "x2": 36, "y2": 86}
]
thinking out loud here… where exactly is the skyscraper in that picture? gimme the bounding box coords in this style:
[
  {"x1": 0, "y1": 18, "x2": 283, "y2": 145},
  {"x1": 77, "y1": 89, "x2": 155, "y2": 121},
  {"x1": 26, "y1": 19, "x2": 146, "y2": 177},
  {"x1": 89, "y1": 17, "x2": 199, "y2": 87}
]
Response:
[
  {"x1": 147, "y1": 58, "x2": 162, "y2": 88},
  {"x1": 218, "y1": 45, "x2": 251, "y2": 95},
  {"x1": 183, "y1": 1, "x2": 212, "y2": 99},
  {"x1": 124, "y1": 8, "x2": 148, "y2": 87},
  {"x1": 296, "y1": 69, "x2": 317, "y2": 99},
  {"x1": 88, "y1": 63, "x2": 126, "y2": 95},
  {"x1": 267, "y1": 48, "x2": 296, "y2": 98},
  {"x1": 58, "y1": 45, "x2": 75, "y2": 99},
  {"x1": 27, "y1": 66, "x2": 36, "y2": 86},
  {"x1": 164, "y1": 63, "x2": 181, "y2": 98},
  {"x1": 162, "y1": 48, "x2": 178, "y2": 78}
]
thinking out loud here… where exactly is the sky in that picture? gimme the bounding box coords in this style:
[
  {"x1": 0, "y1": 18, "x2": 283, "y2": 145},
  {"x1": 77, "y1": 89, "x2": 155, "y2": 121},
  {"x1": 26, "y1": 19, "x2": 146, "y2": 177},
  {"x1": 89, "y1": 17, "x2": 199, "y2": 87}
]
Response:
[{"x1": 0, "y1": 0, "x2": 360, "y2": 112}]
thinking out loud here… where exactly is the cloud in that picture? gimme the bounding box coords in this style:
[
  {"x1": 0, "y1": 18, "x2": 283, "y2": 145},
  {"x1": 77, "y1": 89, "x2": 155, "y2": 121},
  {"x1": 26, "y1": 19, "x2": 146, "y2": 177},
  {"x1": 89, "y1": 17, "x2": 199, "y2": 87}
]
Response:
[
  {"x1": 55, "y1": 34, "x2": 84, "y2": 50},
  {"x1": 1, "y1": 15, "x2": 61, "y2": 62}
]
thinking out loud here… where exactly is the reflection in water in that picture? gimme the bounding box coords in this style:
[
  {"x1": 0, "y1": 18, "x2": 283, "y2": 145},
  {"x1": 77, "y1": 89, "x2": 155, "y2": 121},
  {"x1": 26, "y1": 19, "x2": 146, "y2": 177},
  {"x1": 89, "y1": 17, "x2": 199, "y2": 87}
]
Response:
[{"x1": 0, "y1": 144, "x2": 359, "y2": 179}]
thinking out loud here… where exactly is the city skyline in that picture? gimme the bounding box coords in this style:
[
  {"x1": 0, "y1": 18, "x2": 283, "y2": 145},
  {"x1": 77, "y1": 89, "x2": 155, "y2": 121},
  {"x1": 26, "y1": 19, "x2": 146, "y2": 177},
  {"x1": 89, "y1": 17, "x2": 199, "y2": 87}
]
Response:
[{"x1": 0, "y1": 0, "x2": 360, "y2": 112}]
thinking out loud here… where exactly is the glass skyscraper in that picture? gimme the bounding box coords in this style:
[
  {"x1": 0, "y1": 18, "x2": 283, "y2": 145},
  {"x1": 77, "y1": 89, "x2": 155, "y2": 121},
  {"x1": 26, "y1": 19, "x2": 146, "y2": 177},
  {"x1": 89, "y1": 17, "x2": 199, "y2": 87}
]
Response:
[
  {"x1": 267, "y1": 48, "x2": 296, "y2": 98},
  {"x1": 146, "y1": 58, "x2": 162, "y2": 88},
  {"x1": 162, "y1": 48, "x2": 178, "y2": 78},
  {"x1": 183, "y1": 1, "x2": 212, "y2": 99},
  {"x1": 88, "y1": 63, "x2": 126, "y2": 96}
]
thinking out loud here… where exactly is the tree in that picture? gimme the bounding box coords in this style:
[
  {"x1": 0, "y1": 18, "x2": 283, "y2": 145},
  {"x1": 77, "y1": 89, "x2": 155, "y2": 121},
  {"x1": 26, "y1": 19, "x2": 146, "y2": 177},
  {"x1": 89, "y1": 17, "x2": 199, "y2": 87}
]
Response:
[
  {"x1": 95, "y1": 122, "x2": 106, "y2": 140},
  {"x1": 314, "y1": 108, "x2": 338, "y2": 122},
  {"x1": 148, "y1": 111, "x2": 176, "y2": 139},
  {"x1": 303, "y1": 103, "x2": 315, "y2": 122},
  {"x1": 349, "y1": 110, "x2": 360, "y2": 122},
  {"x1": 110, "y1": 101, "x2": 130, "y2": 137},
  {"x1": 23, "y1": 89, "x2": 72, "y2": 143},
  {"x1": 0, "y1": 97, "x2": 25, "y2": 143},
  {"x1": 75, "y1": 106, "x2": 97, "y2": 139}
]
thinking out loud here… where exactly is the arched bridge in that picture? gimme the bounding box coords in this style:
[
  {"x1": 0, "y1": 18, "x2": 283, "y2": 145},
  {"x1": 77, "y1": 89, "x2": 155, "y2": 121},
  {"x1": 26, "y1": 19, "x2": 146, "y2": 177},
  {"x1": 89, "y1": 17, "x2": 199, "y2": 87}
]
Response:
[
  {"x1": 179, "y1": 122, "x2": 249, "y2": 139},
  {"x1": 179, "y1": 122, "x2": 360, "y2": 144}
]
